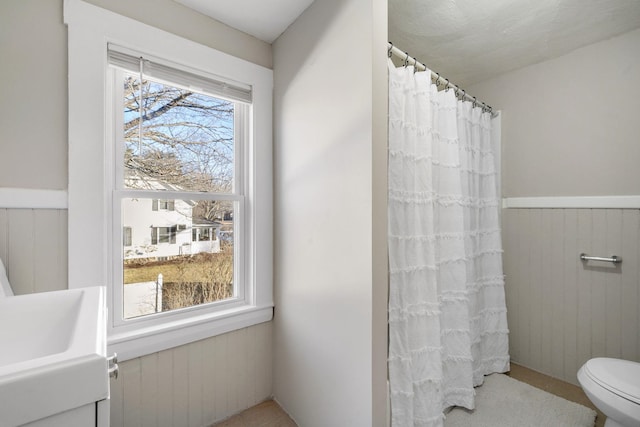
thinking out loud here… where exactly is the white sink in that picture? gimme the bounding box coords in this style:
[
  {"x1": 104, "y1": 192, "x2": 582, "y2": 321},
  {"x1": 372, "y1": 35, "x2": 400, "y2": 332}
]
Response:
[{"x1": 0, "y1": 287, "x2": 108, "y2": 426}]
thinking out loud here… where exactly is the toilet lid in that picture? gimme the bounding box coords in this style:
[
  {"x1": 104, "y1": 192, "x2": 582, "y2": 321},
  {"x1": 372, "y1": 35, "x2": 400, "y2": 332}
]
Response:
[{"x1": 583, "y1": 358, "x2": 640, "y2": 405}]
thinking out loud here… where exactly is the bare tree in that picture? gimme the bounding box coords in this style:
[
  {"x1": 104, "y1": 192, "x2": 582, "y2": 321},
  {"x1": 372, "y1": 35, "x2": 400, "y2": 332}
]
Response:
[{"x1": 122, "y1": 75, "x2": 234, "y2": 220}]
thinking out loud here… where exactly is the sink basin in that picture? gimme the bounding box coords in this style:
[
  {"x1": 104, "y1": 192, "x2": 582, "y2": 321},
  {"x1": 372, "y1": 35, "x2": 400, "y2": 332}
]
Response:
[{"x1": 0, "y1": 287, "x2": 108, "y2": 426}]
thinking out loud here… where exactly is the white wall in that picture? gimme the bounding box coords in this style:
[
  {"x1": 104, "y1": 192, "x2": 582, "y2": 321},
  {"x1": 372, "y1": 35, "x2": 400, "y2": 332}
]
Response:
[
  {"x1": 272, "y1": 0, "x2": 387, "y2": 425},
  {"x1": 0, "y1": 0, "x2": 68, "y2": 190},
  {"x1": 0, "y1": 0, "x2": 270, "y2": 193},
  {"x1": 468, "y1": 28, "x2": 640, "y2": 198},
  {"x1": 371, "y1": 0, "x2": 390, "y2": 422},
  {"x1": 1, "y1": 2, "x2": 275, "y2": 425},
  {"x1": 85, "y1": 0, "x2": 272, "y2": 69},
  {"x1": 502, "y1": 208, "x2": 640, "y2": 385},
  {"x1": 468, "y1": 28, "x2": 640, "y2": 383}
]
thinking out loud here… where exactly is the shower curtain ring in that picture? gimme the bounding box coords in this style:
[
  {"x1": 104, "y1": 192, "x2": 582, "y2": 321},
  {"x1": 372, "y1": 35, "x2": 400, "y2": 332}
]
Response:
[
  {"x1": 403, "y1": 52, "x2": 409, "y2": 67},
  {"x1": 388, "y1": 42, "x2": 393, "y2": 58},
  {"x1": 434, "y1": 72, "x2": 440, "y2": 86},
  {"x1": 473, "y1": 96, "x2": 477, "y2": 107},
  {"x1": 461, "y1": 89, "x2": 465, "y2": 99}
]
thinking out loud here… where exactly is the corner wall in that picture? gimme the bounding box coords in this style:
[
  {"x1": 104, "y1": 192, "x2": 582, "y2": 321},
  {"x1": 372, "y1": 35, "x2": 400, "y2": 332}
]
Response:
[
  {"x1": 0, "y1": 0, "x2": 271, "y2": 194},
  {"x1": 468, "y1": 28, "x2": 640, "y2": 198},
  {"x1": 0, "y1": 0, "x2": 68, "y2": 190},
  {"x1": 468, "y1": 28, "x2": 640, "y2": 384},
  {"x1": 502, "y1": 207, "x2": 639, "y2": 385},
  {"x1": 272, "y1": 0, "x2": 388, "y2": 425},
  {"x1": 1, "y1": 2, "x2": 274, "y2": 425}
]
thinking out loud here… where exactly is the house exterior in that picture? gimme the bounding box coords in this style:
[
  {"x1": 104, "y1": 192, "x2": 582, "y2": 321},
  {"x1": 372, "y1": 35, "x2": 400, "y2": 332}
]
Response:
[{"x1": 122, "y1": 176, "x2": 223, "y2": 260}]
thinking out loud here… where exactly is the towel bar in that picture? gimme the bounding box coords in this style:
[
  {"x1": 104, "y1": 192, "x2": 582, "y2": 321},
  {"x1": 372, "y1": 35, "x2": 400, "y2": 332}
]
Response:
[{"x1": 580, "y1": 253, "x2": 622, "y2": 264}]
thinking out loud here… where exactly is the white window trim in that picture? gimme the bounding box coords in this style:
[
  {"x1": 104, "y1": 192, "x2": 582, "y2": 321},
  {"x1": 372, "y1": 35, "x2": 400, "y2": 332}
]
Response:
[{"x1": 65, "y1": 0, "x2": 273, "y2": 361}]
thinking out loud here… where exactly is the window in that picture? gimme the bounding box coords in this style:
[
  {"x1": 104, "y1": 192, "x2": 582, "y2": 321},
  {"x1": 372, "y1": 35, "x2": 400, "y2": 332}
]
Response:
[
  {"x1": 192, "y1": 227, "x2": 216, "y2": 242},
  {"x1": 110, "y1": 45, "x2": 249, "y2": 322},
  {"x1": 123, "y1": 227, "x2": 132, "y2": 247},
  {"x1": 152, "y1": 199, "x2": 175, "y2": 211},
  {"x1": 66, "y1": 0, "x2": 273, "y2": 360},
  {"x1": 150, "y1": 226, "x2": 177, "y2": 245}
]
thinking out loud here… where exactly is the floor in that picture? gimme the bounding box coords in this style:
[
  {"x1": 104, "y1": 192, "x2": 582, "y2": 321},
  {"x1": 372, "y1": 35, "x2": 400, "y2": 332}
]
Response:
[
  {"x1": 507, "y1": 363, "x2": 604, "y2": 427},
  {"x1": 212, "y1": 362, "x2": 603, "y2": 427},
  {"x1": 212, "y1": 400, "x2": 297, "y2": 427}
]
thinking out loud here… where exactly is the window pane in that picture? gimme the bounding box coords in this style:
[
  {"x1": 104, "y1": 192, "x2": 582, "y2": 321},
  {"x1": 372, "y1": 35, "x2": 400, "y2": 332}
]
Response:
[
  {"x1": 122, "y1": 197, "x2": 235, "y2": 319},
  {"x1": 122, "y1": 74, "x2": 234, "y2": 193}
]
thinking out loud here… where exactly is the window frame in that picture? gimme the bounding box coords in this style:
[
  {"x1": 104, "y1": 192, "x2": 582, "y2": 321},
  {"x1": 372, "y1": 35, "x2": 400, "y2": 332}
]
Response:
[{"x1": 65, "y1": 0, "x2": 273, "y2": 361}]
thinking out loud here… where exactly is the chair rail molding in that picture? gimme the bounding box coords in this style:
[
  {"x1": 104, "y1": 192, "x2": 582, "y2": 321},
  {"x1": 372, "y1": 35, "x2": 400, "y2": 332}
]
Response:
[
  {"x1": 0, "y1": 188, "x2": 68, "y2": 209},
  {"x1": 503, "y1": 195, "x2": 640, "y2": 209}
]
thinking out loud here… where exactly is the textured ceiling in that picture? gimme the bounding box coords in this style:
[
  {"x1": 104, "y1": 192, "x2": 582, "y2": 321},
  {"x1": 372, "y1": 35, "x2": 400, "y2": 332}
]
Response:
[
  {"x1": 389, "y1": 0, "x2": 640, "y2": 87},
  {"x1": 175, "y1": 0, "x2": 640, "y2": 87},
  {"x1": 174, "y1": 0, "x2": 314, "y2": 43}
]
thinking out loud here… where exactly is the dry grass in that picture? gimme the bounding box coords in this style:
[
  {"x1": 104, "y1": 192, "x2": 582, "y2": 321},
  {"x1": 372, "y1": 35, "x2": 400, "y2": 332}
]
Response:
[{"x1": 124, "y1": 249, "x2": 233, "y2": 310}]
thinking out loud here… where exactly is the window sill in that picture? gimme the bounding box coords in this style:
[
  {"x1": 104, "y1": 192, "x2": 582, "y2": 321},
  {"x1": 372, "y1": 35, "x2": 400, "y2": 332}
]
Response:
[{"x1": 108, "y1": 304, "x2": 273, "y2": 361}]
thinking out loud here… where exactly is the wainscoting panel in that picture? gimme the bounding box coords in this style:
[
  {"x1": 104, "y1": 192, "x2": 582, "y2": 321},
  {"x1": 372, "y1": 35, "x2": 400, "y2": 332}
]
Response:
[
  {"x1": 110, "y1": 321, "x2": 274, "y2": 427},
  {"x1": 0, "y1": 208, "x2": 68, "y2": 294},
  {"x1": 0, "y1": 204, "x2": 274, "y2": 426},
  {"x1": 502, "y1": 208, "x2": 640, "y2": 385}
]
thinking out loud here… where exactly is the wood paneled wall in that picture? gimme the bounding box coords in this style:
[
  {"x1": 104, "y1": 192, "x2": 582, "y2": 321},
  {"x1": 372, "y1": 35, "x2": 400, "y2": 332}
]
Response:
[
  {"x1": 110, "y1": 321, "x2": 274, "y2": 427},
  {"x1": 0, "y1": 207, "x2": 274, "y2": 426},
  {"x1": 502, "y1": 208, "x2": 640, "y2": 384},
  {"x1": 0, "y1": 208, "x2": 68, "y2": 294}
]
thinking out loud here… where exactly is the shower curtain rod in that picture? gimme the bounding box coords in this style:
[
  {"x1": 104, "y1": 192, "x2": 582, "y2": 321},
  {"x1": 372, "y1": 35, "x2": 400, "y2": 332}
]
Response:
[{"x1": 388, "y1": 42, "x2": 496, "y2": 116}]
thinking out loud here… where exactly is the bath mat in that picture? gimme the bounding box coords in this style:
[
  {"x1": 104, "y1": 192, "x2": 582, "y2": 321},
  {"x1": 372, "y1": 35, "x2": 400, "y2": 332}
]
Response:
[{"x1": 444, "y1": 373, "x2": 597, "y2": 427}]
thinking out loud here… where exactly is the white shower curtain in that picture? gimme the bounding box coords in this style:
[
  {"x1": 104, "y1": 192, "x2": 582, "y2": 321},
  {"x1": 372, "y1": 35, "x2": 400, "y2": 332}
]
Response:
[{"x1": 388, "y1": 60, "x2": 510, "y2": 427}]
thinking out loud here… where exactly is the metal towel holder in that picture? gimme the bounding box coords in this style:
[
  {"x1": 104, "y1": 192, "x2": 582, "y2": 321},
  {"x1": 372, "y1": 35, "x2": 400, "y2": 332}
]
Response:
[{"x1": 580, "y1": 253, "x2": 622, "y2": 264}]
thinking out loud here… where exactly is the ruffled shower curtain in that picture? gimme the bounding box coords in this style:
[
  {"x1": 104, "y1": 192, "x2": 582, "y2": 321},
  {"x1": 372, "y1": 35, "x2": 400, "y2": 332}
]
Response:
[{"x1": 388, "y1": 60, "x2": 510, "y2": 427}]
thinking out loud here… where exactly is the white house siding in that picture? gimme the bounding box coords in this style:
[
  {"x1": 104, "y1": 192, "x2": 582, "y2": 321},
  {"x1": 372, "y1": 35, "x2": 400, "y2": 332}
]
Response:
[
  {"x1": 123, "y1": 198, "x2": 220, "y2": 259},
  {"x1": 123, "y1": 198, "x2": 189, "y2": 258},
  {"x1": 190, "y1": 239, "x2": 221, "y2": 255}
]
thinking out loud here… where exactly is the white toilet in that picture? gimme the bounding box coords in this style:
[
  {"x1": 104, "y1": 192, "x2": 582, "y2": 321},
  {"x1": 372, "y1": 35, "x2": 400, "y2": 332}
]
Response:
[{"x1": 578, "y1": 358, "x2": 640, "y2": 427}]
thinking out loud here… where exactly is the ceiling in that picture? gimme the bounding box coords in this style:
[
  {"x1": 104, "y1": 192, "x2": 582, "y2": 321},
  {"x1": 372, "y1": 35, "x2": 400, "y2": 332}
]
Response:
[
  {"x1": 389, "y1": 0, "x2": 640, "y2": 86},
  {"x1": 174, "y1": 0, "x2": 314, "y2": 43},
  {"x1": 176, "y1": 0, "x2": 640, "y2": 87}
]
